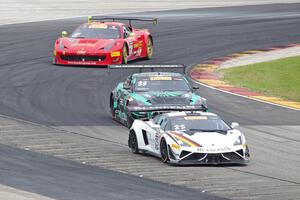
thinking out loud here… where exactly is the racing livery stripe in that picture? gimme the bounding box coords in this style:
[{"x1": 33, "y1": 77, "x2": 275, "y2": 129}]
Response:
[{"x1": 170, "y1": 132, "x2": 201, "y2": 147}]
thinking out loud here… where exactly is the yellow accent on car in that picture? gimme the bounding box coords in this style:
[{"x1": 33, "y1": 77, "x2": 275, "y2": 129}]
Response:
[
  {"x1": 89, "y1": 24, "x2": 108, "y2": 29},
  {"x1": 150, "y1": 76, "x2": 172, "y2": 81},
  {"x1": 184, "y1": 116, "x2": 207, "y2": 120},
  {"x1": 53, "y1": 50, "x2": 57, "y2": 56},
  {"x1": 88, "y1": 16, "x2": 92, "y2": 23},
  {"x1": 111, "y1": 51, "x2": 121, "y2": 57},
  {"x1": 171, "y1": 143, "x2": 180, "y2": 150}
]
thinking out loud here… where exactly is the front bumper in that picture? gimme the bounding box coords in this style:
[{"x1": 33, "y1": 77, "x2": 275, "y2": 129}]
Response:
[
  {"x1": 169, "y1": 149, "x2": 250, "y2": 165},
  {"x1": 53, "y1": 50, "x2": 122, "y2": 66}
]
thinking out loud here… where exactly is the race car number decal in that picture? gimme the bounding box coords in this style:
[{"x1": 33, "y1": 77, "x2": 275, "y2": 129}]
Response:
[
  {"x1": 173, "y1": 124, "x2": 186, "y2": 132},
  {"x1": 137, "y1": 81, "x2": 147, "y2": 87}
]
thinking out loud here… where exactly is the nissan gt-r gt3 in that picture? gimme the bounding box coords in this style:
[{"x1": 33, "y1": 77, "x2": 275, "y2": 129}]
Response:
[
  {"x1": 128, "y1": 111, "x2": 250, "y2": 165},
  {"x1": 110, "y1": 71, "x2": 207, "y2": 127},
  {"x1": 53, "y1": 16, "x2": 156, "y2": 66}
]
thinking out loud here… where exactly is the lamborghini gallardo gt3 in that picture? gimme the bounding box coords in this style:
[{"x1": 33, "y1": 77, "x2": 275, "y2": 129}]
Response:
[{"x1": 129, "y1": 111, "x2": 250, "y2": 165}]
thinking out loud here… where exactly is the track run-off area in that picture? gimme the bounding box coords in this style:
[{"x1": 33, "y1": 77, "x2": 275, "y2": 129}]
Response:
[{"x1": 0, "y1": 4, "x2": 300, "y2": 200}]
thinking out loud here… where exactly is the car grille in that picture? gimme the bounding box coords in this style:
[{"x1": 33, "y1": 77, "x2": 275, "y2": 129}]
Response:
[
  {"x1": 180, "y1": 152, "x2": 206, "y2": 160},
  {"x1": 222, "y1": 152, "x2": 243, "y2": 160},
  {"x1": 60, "y1": 55, "x2": 106, "y2": 62},
  {"x1": 179, "y1": 152, "x2": 244, "y2": 163}
]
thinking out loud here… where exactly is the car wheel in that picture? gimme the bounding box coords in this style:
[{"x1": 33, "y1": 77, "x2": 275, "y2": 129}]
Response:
[
  {"x1": 128, "y1": 130, "x2": 139, "y2": 154},
  {"x1": 122, "y1": 45, "x2": 128, "y2": 64},
  {"x1": 146, "y1": 38, "x2": 153, "y2": 60},
  {"x1": 160, "y1": 138, "x2": 169, "y2": 163}
]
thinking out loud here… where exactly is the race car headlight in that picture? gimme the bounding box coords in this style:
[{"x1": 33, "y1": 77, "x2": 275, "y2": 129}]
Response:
[
  {"x1": 234, "y1": 136, "x2": 242, "y2": 146},
  {"x1": 101, "y1": 42, "x2": 116, "y2": 51},
  {"x1": 126, "y1": 98, "x2": 139, "y2": 107},
  {"x1": 171, "y1": 143, "x2": 181, "y2": 150}
]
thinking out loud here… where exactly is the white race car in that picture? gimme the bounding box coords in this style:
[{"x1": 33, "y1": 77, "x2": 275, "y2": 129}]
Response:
[{"x1": 128, "y1": 111, "x2": 250, "y2": 165}]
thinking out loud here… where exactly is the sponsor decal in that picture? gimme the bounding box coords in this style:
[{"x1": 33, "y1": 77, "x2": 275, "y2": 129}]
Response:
[
  {"x1": 197, "y1": 147, "x2": 231, "y2": 152},
  {"x1": 155, "y1": 132, "x2": 160, "y2": 150},
  {"x1": 130, "y1": 105, "x2": 199, "y2": 111},
  {"x1": 88, "y1": 24, "x2": 108, "y2": 29},
  {"x1": 150, "y1": 76, "x2": 172, "y2": 81},
  {"x1": 67, "y1": 61, "x2": 97, "y2": 65},
  {"x1": 184, "y1": 116, "x2": 207, "y2": 120},
  {"x1": 111, "y1": 51, "x2": 121, "y2": 57}
]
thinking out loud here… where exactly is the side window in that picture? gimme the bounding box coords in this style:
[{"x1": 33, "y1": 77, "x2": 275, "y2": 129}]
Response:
[
  {"x1": 163, "y1": 120, "x2": 171, "y2": 131},
  {"x1": 160, "y1": 118, "x2": 169, "y2": 130},
  {"x1": 123, "y1": 26, "x2": 131, "y2": 38},
  {"x1": 154, "y1": 115, "x2": 164, "y2": 126},
  {"x1": 123, "y1": 76, "x2": 132, "y2": 89}
]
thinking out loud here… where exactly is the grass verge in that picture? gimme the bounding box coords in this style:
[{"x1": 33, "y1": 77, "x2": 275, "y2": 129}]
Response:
[{"x1": 219, "y1": 55, "x2": 300, "y2": 102}]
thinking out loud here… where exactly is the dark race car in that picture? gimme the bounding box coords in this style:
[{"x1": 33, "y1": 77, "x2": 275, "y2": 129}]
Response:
[
  {"x1": 53, "y1": 16, "x2": 157, "y2": 66},
  {"x1": 110, "y1": 66, "x2": 207, "y2": 127}
]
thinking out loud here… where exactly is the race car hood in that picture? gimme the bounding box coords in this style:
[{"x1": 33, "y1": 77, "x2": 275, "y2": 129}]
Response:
[
  {"x1": 59, "y1": 38, "x2": 117, "y2": 52},
  {"x1": 130, "y1": 91, "x2": 203, "y2": 106},
  {"x1": 169, "y1": 130, "x2": 242, "y2": 153}
]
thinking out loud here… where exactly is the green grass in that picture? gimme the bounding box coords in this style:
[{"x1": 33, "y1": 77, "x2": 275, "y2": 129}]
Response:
[{"x1": 220, "y1": 56, "x2": 300, "y2": 102}]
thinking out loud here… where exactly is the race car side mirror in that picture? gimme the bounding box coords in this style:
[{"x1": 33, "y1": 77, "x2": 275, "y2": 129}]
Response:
[
  {"x1": 123, "y1": 84, "x2": 130, "y2": 90},
  {"x1": 61, "y1": 31, "x2": 67, "y2": 38},
  {"x1": 231, "y1": 122, "x2": 239, "y2": 129},
  {"x1": 152, "y1": 123, "x2": 161, "y2": 129},
  {"x1": 192, "y1": 86, "x2": 200, "y2": 90},
  {"x1": 129, "y1": 32, "x2": 136, "y2": 37}
]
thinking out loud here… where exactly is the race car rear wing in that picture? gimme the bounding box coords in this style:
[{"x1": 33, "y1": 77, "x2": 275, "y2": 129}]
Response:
[
  {"x1": 108, "y1": 64, "x2": 186, "y2": 73},
  {"x1": 128, "y1": 105, "x2": 206, "y2": 113},
  {"x1": 88, "y1": 16, "x2": 158, "y2": 26}
]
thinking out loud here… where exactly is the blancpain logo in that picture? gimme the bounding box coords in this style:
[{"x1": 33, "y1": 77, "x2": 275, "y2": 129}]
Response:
[{"x1": 197, "y1": 147, "x2": 231, "y2": 152}]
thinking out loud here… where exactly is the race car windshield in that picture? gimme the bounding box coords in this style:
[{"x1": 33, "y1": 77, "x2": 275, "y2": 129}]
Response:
[
  {"x1": 170, "y1": 116, "x2": 231, "y2": 135},
  {"x1": 70, "y1": 24, "x2": 121, "y2": 39},
  {"x1": 134, "y1": 77, "x2": 191, "y2": 92}
]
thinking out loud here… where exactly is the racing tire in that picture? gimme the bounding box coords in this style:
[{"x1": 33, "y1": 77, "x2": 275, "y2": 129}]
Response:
[
  {"x1": 145, "y1": 38, "x2": 153, "y2": 60},
  {"x1": 122, "y1": 45, "x2": 128, "y2": 64},
  {"x1": 128, "y1": 130, "x2": 139, "y2": 154},
  {"x1": 160, "y1": 138, "x2": 170, "y2": 163}
]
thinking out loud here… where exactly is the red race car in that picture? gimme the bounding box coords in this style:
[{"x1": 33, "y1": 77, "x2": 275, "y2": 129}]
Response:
[{"x1": 52, "y1": 16, "x2": 157, "y2": 66}]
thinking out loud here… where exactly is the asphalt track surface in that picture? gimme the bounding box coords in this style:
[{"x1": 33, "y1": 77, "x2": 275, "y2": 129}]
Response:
[{"x1": 0, "y1": 3, "x2": 300, "y2": 200}]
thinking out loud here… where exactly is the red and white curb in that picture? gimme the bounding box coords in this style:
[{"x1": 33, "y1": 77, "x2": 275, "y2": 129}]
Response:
[{"x1": 189, "y1": 43, "x2": 300, "y2": 111}]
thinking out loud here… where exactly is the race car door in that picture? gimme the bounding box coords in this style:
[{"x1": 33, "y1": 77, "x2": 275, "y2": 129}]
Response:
[{"x1": 123, "y1": 25, "x2": 142, "y2": 59}]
